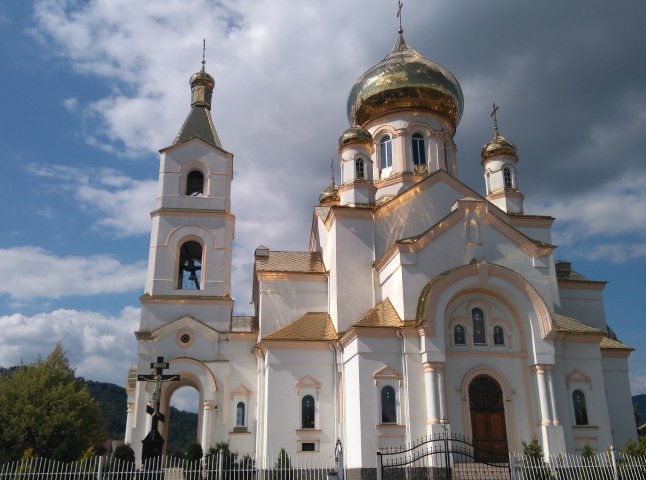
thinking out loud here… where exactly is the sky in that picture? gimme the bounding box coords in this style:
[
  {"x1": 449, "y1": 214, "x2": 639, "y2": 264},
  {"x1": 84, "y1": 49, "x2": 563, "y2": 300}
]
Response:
[{"x1": 0, "y1": 0, "x2": 645, "y2": 408}]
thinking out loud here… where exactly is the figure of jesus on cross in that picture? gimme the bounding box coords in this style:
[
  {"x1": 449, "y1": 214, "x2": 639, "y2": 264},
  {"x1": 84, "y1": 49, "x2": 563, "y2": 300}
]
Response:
[{"x1": 137, "y1": 356, "x2": 180, "y2": 460}]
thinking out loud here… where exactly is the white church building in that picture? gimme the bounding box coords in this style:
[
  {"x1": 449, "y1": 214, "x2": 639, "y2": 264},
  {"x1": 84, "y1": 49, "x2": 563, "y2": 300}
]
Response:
[{"x1": 124, "y1": 27, "x2": 636, "y2": 473}]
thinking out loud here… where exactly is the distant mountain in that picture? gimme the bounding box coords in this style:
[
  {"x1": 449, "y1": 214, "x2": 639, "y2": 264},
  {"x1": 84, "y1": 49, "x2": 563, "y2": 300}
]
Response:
[{"x1": 634, "y1": 395, "x2": 646, "y2": 425}]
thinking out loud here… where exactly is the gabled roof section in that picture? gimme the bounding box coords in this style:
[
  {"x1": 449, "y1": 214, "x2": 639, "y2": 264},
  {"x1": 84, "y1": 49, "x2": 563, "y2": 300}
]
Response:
[
  {"x1": 600, "y1": 337, "x2": 633, "y2": 351},
  {"x1": 255, "y1": 251, "x2": 326, "y2": 274},
  {"x1": 375, "y1": 198, "x2": 555, "y2": 271},
  {"x1": 263, "y1": 312, "x2": 337, "y2": 341},
  {"x1": 354, "y1": 298, "x2": 403, "y2": 328},
  {"x1": 553, "y1": 313, "x2": 603, "y2": 335},
  {"x1": 172, "y1": 106, "x2": 222, "y2": 149}
]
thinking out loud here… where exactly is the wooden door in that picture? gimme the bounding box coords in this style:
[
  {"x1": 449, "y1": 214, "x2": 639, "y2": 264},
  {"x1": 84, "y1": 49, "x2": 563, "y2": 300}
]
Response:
[{"x1": 469, "y1": 375, "x2": 508, "y2": 462}]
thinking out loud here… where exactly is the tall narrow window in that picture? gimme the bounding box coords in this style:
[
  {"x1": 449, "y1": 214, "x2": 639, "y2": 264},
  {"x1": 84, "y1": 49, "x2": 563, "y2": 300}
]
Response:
[
  {"x1": 355, "y1": 158, "x2": 365, "y2": 180},
  {"x1": 472, "y1": 308, "x2": 486, "y2": 345},
  {"x1": 302, "y1": 395, "x2": 315, "y2": 429},
  {"x1": 380, "y1": 135, "x2": 392, "y2": 169},
  {"x1": 493, "y1": 326, "x2": 505, "y2": 346},
  {"x1": 503, "y1": 167, "x2": 513, "y2": 189},
  {"x1": 186, "y1": 170, "x2": 204, "y2": 196},
  {"x1": 178, "y1": 241, "x2": 202, "y2": 290},
  {"x1": 381, "y1": 386, "x2": 397, "y2": 424},
  {"x1": 454, "y1": 325, "x2": 466, "y2": 345},
  {"x1": 412, "y1": 133, "x2": 426, "y2": 166},
  {"x1": 236, "y1": 402, "x2": 246, "y2": 427},
  {"x1": 572, "y1": 390, "x2": 589, "y2": 426}
]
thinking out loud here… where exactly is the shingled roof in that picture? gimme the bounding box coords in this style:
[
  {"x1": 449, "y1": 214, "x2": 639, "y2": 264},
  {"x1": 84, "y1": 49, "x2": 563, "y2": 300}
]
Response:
[
  {"x1": 255, "y1": 251, "x2": 326, "y2": 274},
  {"x1": 354, "y1": 298, "x2": 403, "y2": 328},
  {"x1": 263, "y1": 312, "x2": 337, "y2": 341},
  {"x1": 553, "y1": 314, "x2": 602, "y2": 335},
  {"x1": 553, "y1": 314, "x2": 633, "y2": 350}
]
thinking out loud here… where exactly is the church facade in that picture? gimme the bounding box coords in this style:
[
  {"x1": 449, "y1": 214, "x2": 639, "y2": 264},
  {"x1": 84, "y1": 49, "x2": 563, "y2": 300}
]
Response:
[{"x1": 124, "y1": 29, "x2": 636, "y2": 471}]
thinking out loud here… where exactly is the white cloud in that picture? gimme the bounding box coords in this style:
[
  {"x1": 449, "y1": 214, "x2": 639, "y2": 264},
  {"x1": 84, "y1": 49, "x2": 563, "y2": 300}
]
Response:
[
  {"x1": 62, "y1": 97, "x2": 78, "y2": 112},
  {"x1": 0, "y1": 246, "x2": 145, "y2": 300},
  {"x1": 28, "y1": 163, "x2": 156, "y2": 237},
  {"x1": 0, "y1": 306, "x2": 139, "y2": 385},
  {"x1": 528, "y1": 169, "x2": 646, "y2": 261}
]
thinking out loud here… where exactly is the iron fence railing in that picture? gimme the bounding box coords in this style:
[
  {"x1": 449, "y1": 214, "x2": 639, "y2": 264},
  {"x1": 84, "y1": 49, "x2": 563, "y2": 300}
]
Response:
[{"x1": 0, "y1": 453, "x2": 337, "y2": 480}]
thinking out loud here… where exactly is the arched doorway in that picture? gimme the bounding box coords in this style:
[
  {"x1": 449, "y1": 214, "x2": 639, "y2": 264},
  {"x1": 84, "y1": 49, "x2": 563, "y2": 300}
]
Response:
[{"x1": 468, "y1": 375, "x2": 508, "y2": 461}]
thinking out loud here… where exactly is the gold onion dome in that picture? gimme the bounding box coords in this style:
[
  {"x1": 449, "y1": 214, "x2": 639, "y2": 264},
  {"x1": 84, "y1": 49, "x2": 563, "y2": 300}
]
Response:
[
  {"x1": 319, "y1": 181, "x2": 340, "y2": 206},
  {"x1": 481, "y1": 135, "x2": 518, "y2": 160},
  {"x1": 190, "y1": 64, "x2": 215, "y2": 109},
  {"x1": 347, "y1": 32, "x2": 464, "y2": 129},
  {"x1": 338, "y1": 125, "x2": 374, "y2": 151}
]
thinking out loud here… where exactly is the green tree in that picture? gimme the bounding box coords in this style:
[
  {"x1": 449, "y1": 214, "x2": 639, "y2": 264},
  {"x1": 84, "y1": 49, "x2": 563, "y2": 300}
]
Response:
[{"x1": 0, "y1": 343, "x2": 106, "y2": 462}]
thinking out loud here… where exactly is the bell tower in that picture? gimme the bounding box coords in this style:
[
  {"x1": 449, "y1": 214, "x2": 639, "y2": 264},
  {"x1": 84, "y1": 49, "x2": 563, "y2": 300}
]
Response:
[{"x1": 139, "y1": 54, "x2": 235, "y2": 331}]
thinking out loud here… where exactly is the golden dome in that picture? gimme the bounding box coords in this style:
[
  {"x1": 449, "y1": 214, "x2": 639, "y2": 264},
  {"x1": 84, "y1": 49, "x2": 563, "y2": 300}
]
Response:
[
  {"x1": 347, "y1": 33, "x2": 463, "y2": 129},
  {"x1": 481, "y1": 135, "x2": 518, "y2": 161},
  {"x1": 190, "y1": 64, "x2": 215, "y2": 109},
  {"x1": 319, "y1": 181, "x2": 340, "y2": 206},
  {"x1": 338, "y1": 126, "x2": 374, "y2": 152}
]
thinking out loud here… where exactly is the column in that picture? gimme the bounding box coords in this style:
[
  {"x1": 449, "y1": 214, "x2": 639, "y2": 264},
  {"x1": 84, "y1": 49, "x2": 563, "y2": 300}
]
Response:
[
  {"x1": 533, "y1": 365, "x2": 552, "y2": 426},
  {"x1": 423, "y1": 362, "x2": 441, "y2": 423},
  {"x1": 124, "y1": 403, "x2": 134, "y2": 444},
  {"x1": 201, "y1": 400, "x2": 216, "y2": 451},
  {"x1": 545, "y1": 367, "x2": 559, "y2": 426},
  {"x1": 436, "y1": 366, "x2": 447, "y2": 423}
]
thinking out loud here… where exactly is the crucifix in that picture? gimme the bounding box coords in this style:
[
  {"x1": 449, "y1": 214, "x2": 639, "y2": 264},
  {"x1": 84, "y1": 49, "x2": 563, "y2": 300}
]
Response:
[
  {"x1": 137, "y1": 356, "x2": 180, "y2": 460},
  {"x1": 490, "y1": 103, "x2": 500, "y2": 136},
  {"x1": 397, "y1": 1, "x2": 404, "y2": 34},
  {"x1": 202, "y1": 38, "x2": 206, "y2": 68}
]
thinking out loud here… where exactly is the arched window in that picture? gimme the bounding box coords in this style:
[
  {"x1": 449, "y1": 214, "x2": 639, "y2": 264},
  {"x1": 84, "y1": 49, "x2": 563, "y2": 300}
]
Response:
[
  {"x1": 381, "y1": 386, "x2": 397, "y2": 424},
  {"x1": 412, "y1": 133, "x2": 426, "y2": 166},
  {"x1": 472, "y1": 308, "x2": 486, "y2": 345},
  {"x1": 572, "y1": 390, "x2": 589, "y2": 426},
  {"x1": 503, "y1": 167, "x2": 513, "y2": 189},
  {"x1": 454, "y1": 325, "x2": 466, "y2": 345},
  {"x1": 493, "y1": 326, "x2": 505, "y2": 346},
  {"x1": 177, "y1": 241, "x2": 202, "y2": 290},
  {"x1": 236, "y1": 401, "x2": 245, "y2": 427},
  {"x1": 302, "y1": 395, "x2": 315, "y2": 429},
  {"x1": 380, "y1": 135, "x2": 392, "y2": 169},
  {"x1": 355, "y1": 158, "x2": 365, "y2": 180},
  {"x1": 186, "y1": 170, "x2": 204, "y2": 196}
]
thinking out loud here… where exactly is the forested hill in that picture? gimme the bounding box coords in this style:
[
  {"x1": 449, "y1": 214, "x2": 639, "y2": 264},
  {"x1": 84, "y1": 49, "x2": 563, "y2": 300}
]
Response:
[{"x1": 84, "y1": 380, "x2": 198, "y2": 452}]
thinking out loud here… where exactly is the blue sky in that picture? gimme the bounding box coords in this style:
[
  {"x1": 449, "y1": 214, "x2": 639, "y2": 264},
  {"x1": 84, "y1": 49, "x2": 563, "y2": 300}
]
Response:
[{"x1": 1, "y1": 0, "x2": 645, "y2": 404}]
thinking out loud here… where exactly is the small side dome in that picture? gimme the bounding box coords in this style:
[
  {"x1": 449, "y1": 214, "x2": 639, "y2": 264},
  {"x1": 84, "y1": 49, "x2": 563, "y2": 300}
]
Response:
[
  {"x1": 338, "y1": 126, "x2": 374, "y2": 152},
  {"x1": 481, "y1": 135, "x2": 518, "y2": 161},
  {"x1": 319, "y1": 182, "x2": 340, "y2": 206}
]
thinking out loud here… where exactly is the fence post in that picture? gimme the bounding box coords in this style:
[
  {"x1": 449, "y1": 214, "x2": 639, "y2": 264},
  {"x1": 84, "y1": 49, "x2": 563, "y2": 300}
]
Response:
[
  {"x1": 610, "y1": 445, "x2": 619, "y2": 480},
  {"x1": 217, "y1": 452, "x2": 224, "y2": 480},
  {"x1": 508, "y1": 452, "x2": 518, "y2": 480},
  {"x1": 376, "y1": 452, "x2": 382, "y2": 480},
  {"x1": 97, "y1": 455, "x2": 103, "y2": 480}
]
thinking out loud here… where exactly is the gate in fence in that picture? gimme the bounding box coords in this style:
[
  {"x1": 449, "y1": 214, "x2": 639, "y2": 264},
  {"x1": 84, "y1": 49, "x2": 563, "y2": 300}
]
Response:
[{"x1": 376, "y1": 433, "x2": 510, "y2": 480}]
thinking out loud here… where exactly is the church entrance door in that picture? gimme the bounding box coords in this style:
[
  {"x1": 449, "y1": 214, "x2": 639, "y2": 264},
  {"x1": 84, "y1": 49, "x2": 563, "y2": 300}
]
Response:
[{"x1": 468, "y1": 375, "x2": 508, "y2": 462}]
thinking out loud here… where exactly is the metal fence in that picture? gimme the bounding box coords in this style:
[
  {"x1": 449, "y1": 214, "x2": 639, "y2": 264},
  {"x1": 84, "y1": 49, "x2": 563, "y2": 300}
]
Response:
[
  {"x1": 512, "y1": 450, "x2": 646, "y2": 480},
  {"x1": 0, "y1": 453, "x2": 337, "y2": 480}
]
